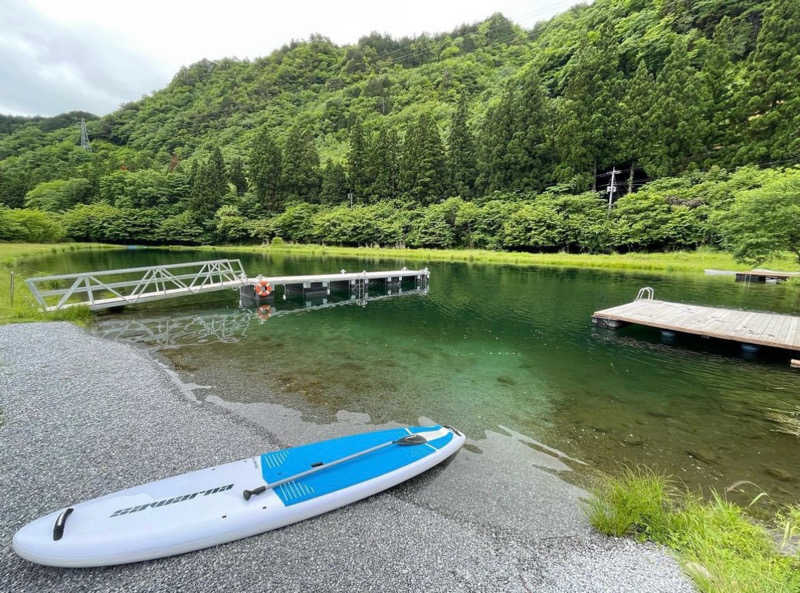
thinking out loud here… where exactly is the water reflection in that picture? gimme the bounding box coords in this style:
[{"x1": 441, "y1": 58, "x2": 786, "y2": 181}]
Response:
[{"x1": 91, "y1": 287, "x2": 429, "y2": 350}]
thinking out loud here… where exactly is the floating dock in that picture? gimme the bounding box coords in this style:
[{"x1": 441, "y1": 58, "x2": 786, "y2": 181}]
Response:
[
  {"x1": 25, "y1": 259, "x2": 430, "y2": 312},
  {"x1": 593, "y1": 287, "x2": 800, "y2": 354},
  {"x1": 734, "y1": 269, "x2": 800, "y2": 283}
]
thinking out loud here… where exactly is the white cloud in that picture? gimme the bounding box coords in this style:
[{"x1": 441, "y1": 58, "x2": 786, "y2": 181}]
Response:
[{"x1": 2, "y1": 0, "x2": 583, "y2": 117}]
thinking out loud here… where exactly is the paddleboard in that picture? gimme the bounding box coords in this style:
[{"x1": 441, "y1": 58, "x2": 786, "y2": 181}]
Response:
[{"x1": 13, "y1": 424, "x2": 464, "y2": 567}]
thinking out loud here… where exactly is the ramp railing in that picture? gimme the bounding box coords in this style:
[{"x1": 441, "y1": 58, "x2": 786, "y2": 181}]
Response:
[{"x1": 26, "y1": 259, "x2": 247, "y2": 311}]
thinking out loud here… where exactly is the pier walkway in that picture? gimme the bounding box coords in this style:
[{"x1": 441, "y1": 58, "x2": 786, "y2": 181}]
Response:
[
  {"x1": 26, "y1": 259, "x2": 430, "y2": 312},
  {"x1": 593, "y1": 288, "x2": 800, "y2": 353}
]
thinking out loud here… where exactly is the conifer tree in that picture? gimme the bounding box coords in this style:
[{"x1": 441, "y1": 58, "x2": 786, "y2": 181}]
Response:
[
  {"x1": 249, "y1": 128, "x2": 283, "y2": 212},
  {"x1": 553, "y1": 28, "x2": 623, "y2": 188},
  {"x1": 189, "y1": 156, "x2": 223, "y2": 220},
  {"x1": 229, "y1": 156, "x2": 247, "y2": 196},
  {"x1": 741, "y1": 0, "x2": 800, "y2": 160},
  {"x1": 400, "y1": 113, "x2": 446, "y2": 203},
  {"x1": 620, "y1": 61, "x2": 657, "y2": 175},
  {"x1": 207, "y1": 147, "x2": 227, "y2": 199},
  {"x1": 320, "y1": 159, "x2": 349, "y2": 204},
  {"x1": 282, "y1": 125, "x2": 321, "y2": 201},
  {"x1": 188, "y1": 160, "x2": 199, "y2": 191},
  {"x1": 476, "y1": 87, "x2": 516, "y2": 193},
  {"x1": 649, "y1": 38, "x2": 710, "y2": 176},
  {"x1": 477, "y1": 71, "x2": 550, "y2": 192},
  {"x1": 447, "y1": 94, "x2": 476, "y2": 197},
  {"x1": 347, "y1": 121, "x2": 371, "y2": 202},
  {"x1": 370, "y1": 126, "x2": 399, "y2": 201}
]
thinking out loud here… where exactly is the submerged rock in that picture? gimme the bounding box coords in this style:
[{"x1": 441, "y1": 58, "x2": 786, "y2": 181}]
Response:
[
  {"x1": 687, "y1": 448, "x2": 717, "y2": 464},
  {"x1": 622, "y1": 434, "x2": 644, "y2": 446},
  {"x1": 765, "y1": 467, "x2": 794, "y2": 482}
]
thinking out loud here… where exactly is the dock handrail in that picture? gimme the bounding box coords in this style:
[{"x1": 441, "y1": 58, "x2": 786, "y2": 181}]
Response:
[
  {"x1": 635, "y1": 287, "x2": 654, "y2": 301},
  {"x1": 26, "y1": 259, "x2": 247, "y2": 311}
]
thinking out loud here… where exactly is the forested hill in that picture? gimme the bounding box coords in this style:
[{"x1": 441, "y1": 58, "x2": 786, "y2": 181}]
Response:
[{"x1": 1, "y1": 0, "x2": 799, "y2": 262}]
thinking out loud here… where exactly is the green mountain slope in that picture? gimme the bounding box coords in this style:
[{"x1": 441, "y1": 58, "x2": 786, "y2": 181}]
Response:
[{"x1": 1, "y1": 0, "x2": 798, "y2": 262}]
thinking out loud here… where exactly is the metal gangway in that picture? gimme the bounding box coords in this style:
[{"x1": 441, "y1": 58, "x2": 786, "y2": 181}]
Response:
[
  {"x1": 26, "y1": 259, "x2": 247, "y2": 312},
  {"x1": 26, "y1": 259, "x2": 431, "y2": 313}
]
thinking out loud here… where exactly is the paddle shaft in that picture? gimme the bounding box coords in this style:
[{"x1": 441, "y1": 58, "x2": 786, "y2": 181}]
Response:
[{"x1": 265, "y1": 434, "x2": 426, "y2": 490}]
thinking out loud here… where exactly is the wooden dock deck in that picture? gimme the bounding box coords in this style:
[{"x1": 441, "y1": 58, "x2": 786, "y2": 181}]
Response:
[
  {"x1": 593, "y1": 294, "x2": 800, "y2": 352},
  {"x1": 735, "y1": 268, "x2": 800, "y2": 283}
]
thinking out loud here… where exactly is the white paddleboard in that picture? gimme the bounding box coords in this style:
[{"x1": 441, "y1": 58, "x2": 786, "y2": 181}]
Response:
[{"x1": 13, "y1": 424, "x2": 464, "y2": 567}]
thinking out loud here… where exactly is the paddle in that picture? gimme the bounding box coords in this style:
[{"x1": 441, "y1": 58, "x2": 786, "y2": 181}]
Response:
[{"x1": 243, "y1": 433, "x2": 429, "y2": 500}]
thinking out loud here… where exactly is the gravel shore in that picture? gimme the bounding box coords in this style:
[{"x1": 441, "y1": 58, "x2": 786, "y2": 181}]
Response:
[{"x1": 0, "y1": 322, "x2": 695, "y2": 592}]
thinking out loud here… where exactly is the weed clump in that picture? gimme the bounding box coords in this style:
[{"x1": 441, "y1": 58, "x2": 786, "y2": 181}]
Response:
[{"x1": 587, "y1": 468, "x2": 800, "y2": 593}]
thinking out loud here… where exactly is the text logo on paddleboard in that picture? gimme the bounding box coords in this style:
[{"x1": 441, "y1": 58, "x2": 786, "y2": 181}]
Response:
[{"x1": 109, "y1": 484, "x2": 234, "y2": 517}]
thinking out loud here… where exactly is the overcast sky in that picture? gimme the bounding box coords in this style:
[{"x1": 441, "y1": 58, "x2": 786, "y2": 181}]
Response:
[{"x1": 1, "y1": 0, "x2": 582, "y2": 117}]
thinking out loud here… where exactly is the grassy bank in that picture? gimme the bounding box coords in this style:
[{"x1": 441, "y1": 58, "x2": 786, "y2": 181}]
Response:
[
  {"x1": 0, "y1": 242, "x2": 115, "y2": 324},
  {"x1": 587, "y1": 468, "x2": 800, "y2": 593},
  {"x1": 181, "y1": 243, "x2": 800, "y2": 276},
  {"x1": 3, "y1": 241, "x2": 799, "y2": 325}
]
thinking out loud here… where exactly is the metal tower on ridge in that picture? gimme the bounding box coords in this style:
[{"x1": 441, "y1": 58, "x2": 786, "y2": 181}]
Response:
[{"x1": 80, "y1": 118, "x2": 91, "y2": 151}]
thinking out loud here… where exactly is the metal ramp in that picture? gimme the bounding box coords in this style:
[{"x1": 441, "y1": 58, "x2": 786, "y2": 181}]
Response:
[
  {"x1": 26, "y1": 259, "x2": 247, "y2": 312},
  {"x1": 26, "y1": 260, "x2": 431, "y2": 313}
]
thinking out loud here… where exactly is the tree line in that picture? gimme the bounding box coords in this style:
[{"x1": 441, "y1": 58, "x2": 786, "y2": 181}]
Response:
[
  {"x1": 1, "y1": 0, "x2": 799, "y2": 263},
  {"x1": 3, "y1": 165, "x2": 799, "y2": 265}
]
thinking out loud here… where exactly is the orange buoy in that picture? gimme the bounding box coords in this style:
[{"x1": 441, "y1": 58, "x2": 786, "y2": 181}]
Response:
[
  {"x1": 254, "y1": 280, "x2": 272, "y2": 297},
  {"x1": 256, "y1": 304, "x2": 271, "y2": 321}
]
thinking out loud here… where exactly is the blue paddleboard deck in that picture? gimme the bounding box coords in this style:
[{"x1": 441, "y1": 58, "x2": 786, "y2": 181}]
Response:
[{"x1": 261, "y1": 425, "x2": 453, "y2": 505}]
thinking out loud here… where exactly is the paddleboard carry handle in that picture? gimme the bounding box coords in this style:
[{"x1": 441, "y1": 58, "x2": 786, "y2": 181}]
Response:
[
  {"x1": 53, "y1": 508, "x2": 73, "y2": 541},
  {"x1": 394, "y1": 434, "x2": 427, "y2": 445}
]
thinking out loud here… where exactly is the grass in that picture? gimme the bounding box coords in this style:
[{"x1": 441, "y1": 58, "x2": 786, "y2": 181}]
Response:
[
  {"x1": 177, "y1": 243, "x2": 800, "y2": 276},
  {"x1": 587, "y1": 468, "x2": 800, "y2": 593},
  {"x1": 2, "y1": 241, "x2": 799, "y2": 325},
  {"x1": 0, "y1": 242, "x2": 116, "y2": 325}
]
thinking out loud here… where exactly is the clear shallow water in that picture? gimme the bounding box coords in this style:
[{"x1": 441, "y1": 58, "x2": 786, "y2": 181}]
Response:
[{"x1": 20, "y1": 248, "x2": 800, "y2": 507}]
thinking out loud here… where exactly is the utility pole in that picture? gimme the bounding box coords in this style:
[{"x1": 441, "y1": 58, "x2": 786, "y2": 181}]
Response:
[
  {"x1": 606, "y1": 166, "x2": 620, "y2": 213},
  {"x1": 80, "y1": 118, "x2": 91, "y2": 152}
]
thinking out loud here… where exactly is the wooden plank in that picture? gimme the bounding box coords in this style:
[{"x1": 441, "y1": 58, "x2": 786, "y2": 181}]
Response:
[{"x1": 592, "y1": 299, "x2": 800, "y2": 352}]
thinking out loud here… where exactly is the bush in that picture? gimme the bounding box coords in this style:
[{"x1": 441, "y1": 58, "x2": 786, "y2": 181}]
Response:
[
  {"x1": 214, "y1": 205, "x2": 249, "y2": 243},
  {"x1": 270, "y1": 204, "x2": 317, "y2": 243},
  {"x1": 311, "y1": 203, "x2": 406, "y2": 246},
  {"x1": 714, "y1": 168, "x2": 800, "y2": 264},
  {"x1": 407, "y1": 203, "x2": 456, "y2": 248},
  {"x1": 156, "y1": 211, "x2": 207, "y2": 244},
  {"x1": 502, "y1": 201, "x2": 565, "y2": 250},
  {"x1": 0, "y1": 208, "x2": 66, "y2": 242},
  {"x1": 24, "y1": 178, "x2": 92, "y2": 212},
  {"x1": 62, "y1": 203, "x2": 165, "y2": 243}
]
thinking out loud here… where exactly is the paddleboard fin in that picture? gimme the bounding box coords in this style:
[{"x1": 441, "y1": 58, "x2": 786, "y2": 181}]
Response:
[{"x1": 53, "y1": 508, "x2": 73, "y2": 541}]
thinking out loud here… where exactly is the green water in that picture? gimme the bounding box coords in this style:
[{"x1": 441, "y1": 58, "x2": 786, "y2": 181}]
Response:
[{"x1": 20, "y1": 248, "x2": 800, "y2": 506}]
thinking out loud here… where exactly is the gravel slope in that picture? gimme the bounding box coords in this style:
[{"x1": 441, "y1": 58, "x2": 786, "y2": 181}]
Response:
[{"x1": 0, "y1": 322, "x2": 695, "y2": 593}]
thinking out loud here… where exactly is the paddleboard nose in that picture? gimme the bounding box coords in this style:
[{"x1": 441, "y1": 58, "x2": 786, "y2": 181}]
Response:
[
  {"x1": 12, "y1": 513, "x2": 55, "y2": 565},
  {"x1": 13, "y1": 507, "x2": 91, "y2": 567}
]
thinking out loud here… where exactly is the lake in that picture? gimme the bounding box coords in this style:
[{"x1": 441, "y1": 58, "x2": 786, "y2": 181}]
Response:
[{"x1": 18, "y1": 248, "x2": 800, "y2": 508}]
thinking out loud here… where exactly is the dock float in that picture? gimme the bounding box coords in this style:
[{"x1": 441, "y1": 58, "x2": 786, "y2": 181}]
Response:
[
  {"x1": 593, "y1": 287, "x2": 800, "y2": 356},
  {"x1": 734, "y1": 269, "x2": 800, "y2": 284},
  {"x1": 25, "y1": 259, "x2": 430, "y2": 312}
]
